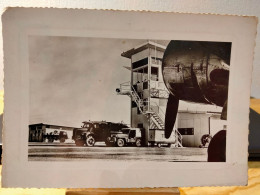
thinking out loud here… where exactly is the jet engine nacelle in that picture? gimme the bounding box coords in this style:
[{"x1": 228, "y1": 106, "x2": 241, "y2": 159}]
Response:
[{"x1": 162, "y1": 40, "x2": 231, "y2": 138}]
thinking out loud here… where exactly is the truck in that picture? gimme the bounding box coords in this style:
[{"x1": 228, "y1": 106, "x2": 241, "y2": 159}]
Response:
[
  {"x1": 106, "y1": 128, "x2": 143, "y2": 147},
  {"x1": 72, "y1": 121, "x2": 128, "y2": 147},
  {"x1": 44, "y1": 130, "x2": 68, "y2": 143}
]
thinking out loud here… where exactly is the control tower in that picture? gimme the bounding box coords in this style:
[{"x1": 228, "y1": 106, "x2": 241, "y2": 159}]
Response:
[{"x1": 116, "y1": 41, "x2": 182, "y2": 146}]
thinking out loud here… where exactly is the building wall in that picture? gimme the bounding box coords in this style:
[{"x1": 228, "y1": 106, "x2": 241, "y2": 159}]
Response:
[
  {"x1": 209, "y1": 116, "x2": 227, "y2": 136},
  {"x1": 177, "y1": 112, "x2": 225, "y2": 147},
  {"x1": 132, "y1": 49, "x2": 149, "y2": 63}
]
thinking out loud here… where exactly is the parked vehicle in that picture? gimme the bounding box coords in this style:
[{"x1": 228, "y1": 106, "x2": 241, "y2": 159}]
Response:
[
  {"x1": 107, "y1": 128, "x2": 143, "y2": 147},
  {"x1": 72, "y1": 121, "x2": 128, "y2": 147},
  {"x1": 148, "y1": 129, "x2": 176, "y2": 147},
  {"x1": 44, "y1": 130, "x2": 68, "y2": 143}
]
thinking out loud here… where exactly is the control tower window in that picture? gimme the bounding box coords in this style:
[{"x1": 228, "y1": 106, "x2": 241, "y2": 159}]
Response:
[
  {"x1": 133, "y1": 66, "x2": 148, "y2": 84},
  {"x1": 137, "y1": 69, "x2": 142, "y2": 83},
  {"x1": 133, "y1": 72, "x2": 137, "y2": 84},
  {"x1": 142, "y1": 67, "x2": 148, "y2": 81},
  {"x1": 151, "y1": 67, "x2": 159, "y2": 81}
]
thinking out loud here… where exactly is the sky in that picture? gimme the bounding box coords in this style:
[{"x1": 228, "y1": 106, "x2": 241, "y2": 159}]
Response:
[{"x1": 29, "y1": 36, "x2": 168, "y2": 127}]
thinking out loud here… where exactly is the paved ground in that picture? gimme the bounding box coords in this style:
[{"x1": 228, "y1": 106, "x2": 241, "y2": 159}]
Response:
[{"x1": 28, "y1": 142, "x2": 208, "y2": 162}]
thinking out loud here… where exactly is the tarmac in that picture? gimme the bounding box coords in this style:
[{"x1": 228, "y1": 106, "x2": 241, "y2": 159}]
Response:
[{"x1": 28, "y1": 142, "x2": 208, "y2": 162}]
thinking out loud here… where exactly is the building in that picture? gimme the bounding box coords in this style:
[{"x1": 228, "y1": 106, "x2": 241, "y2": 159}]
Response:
[
  {"x1": 28, "y1": 123, "x2": 76, "y2": 142},
  {"x1": 117, "y1": 41, "x2": 226, "y2": 147},
  {"x1": 177, "y1": 111, "x2": 226, "y2": 147},
  {"x1": 117, "y1": 41, "x2": 180, "y2": 146}
]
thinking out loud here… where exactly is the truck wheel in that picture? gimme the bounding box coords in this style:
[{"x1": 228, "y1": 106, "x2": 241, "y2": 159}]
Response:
[
  {"x1": 86, "y1": 135, "x2": 95, "y2": 147},
  {"x1": 60, "y1": 138, "x2": 65, "y2": 143},
  {"x1": 136, "y1": 139, "x2": 142, "y2": 147},
  {"x1": 116, "y1": 139, "x2": 125, "y2": 147}
]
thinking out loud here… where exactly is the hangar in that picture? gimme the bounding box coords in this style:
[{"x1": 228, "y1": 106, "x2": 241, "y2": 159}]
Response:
[{"x1": 28, "y1": 123, "x2": 75, "y2": 142}]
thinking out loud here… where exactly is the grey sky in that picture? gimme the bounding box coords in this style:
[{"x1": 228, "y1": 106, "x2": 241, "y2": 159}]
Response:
[{"x1": 29, "y1": 36, "x2": 168, "y2": 127}]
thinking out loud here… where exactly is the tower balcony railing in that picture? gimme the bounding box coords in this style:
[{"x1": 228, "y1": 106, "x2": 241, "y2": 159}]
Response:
[
  {"x1": 150, "y1": 88, "x2": 169, "y2": 99},
  {"x1": 116, "y1": 81, "x2": 131, "y2": 95}
]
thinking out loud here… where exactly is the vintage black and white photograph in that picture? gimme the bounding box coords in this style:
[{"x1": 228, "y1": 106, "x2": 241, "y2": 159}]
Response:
[
  {"x1": 28, "y1": 37, "x2": 231, "y2": 163},
  {"x1": 3, "y1": 8, "x2": 256, "y2": 188}
]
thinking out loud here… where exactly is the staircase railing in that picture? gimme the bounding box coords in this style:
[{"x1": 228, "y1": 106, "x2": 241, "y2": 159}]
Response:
[
  {"x1": 130, "y1": 85, "x2": 144, "y2": 113},
  {"x1": 175, "y1": 129, "x2": 183, "y2": 147},
  {"x1": 150, "y1": 102, "x2": 165, "y2": 122},
  {"x1": 150, "y1": 102, "x2": 165, "y2": 129}
]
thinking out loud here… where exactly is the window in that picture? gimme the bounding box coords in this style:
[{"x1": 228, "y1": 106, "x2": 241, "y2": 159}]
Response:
[
  {"x1": 129, "y1": 130, "x2": 136, "y2": 138},
  {"x1": 143, "y1": 98, "x2": 148, "y2": 106},
  {"x1": 132, "y1": 58, "x2": 148, "y2": 69},
  {"x1": 143, "y1": 81, "x2": 148, "y2": 89},
  {"x1": 133, "y1": 66, "x2": 148, "y2": 84},
  {"x1": 142, "y1": 67, "x2": 148, "y2": 81},
  {"x1": 137, "y1": 69, "x2": 142, "y2": 83},
  {"x1": 151, "y1": 67, "x2": 159, "y2": 81},
  {"x1": 83, "y1": 123, "x2": 90, "y2": 128},
  {"x1": 137, "y1": 123, "x2": 143, "y2": 128},
  {"x1": 151, "y1": 57, "x2": 162, "y2": 65},
  {"x1": 132, "y1": 101, "x2": 137, "y2": 108},
  {"x1": 178, "y1": 128, "x2": 194, "y2": 135},
  {"x1": 122, "y1": 129, "x2": 130, "y2": 134}
]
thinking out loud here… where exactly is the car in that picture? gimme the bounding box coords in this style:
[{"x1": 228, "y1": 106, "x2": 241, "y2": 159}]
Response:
[{"x1": 107, "y1": 128, "x2": 143, "y2": 147}]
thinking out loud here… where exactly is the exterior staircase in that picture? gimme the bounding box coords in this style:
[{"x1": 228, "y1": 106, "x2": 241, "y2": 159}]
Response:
[
  {"x1": 116, "y1": 81, "x2": 183, "y2": 147},
  {"x1": 151, "y1": 112, "x2": 165, "y2": 129},
  {"x1": 130, "y1": 86, "x2": 144, "y2": 113}
]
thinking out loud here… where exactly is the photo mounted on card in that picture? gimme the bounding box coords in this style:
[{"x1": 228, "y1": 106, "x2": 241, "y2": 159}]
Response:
[{"x1": 2, "y1": 8, "x2": 257, "y2": 188}]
